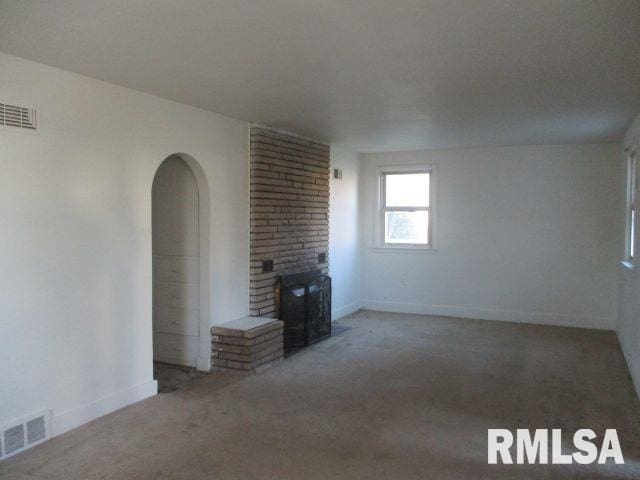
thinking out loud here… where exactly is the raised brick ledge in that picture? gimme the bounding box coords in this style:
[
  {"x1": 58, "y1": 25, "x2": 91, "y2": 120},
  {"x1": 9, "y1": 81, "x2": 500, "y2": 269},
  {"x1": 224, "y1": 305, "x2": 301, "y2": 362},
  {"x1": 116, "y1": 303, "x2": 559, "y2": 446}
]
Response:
[
  {"x1": 211, "y1": 316, "x2": 283, "y2": 338},
  {"x1": 211, "y1": 316, "x2": 284, "y2": 373}
]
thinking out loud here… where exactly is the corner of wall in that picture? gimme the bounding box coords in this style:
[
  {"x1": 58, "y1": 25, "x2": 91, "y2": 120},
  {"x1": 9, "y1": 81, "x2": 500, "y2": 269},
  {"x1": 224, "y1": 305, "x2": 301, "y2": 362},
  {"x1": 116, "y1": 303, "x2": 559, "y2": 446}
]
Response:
[{"x1": 328, "y1": 145, "x2": 364, "y2": 320}]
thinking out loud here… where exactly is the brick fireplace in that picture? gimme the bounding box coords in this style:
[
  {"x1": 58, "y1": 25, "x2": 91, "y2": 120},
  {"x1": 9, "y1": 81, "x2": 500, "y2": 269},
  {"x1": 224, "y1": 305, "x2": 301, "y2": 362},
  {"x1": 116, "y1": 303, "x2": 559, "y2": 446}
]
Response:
[{"x1": 249, "y1": 125, "x2": 330, "y2": 317}]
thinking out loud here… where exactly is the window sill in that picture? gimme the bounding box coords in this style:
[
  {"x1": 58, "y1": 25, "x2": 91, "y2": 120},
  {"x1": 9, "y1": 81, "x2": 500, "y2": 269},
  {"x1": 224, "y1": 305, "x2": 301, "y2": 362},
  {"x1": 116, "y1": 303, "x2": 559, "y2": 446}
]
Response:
[
  {"x1": 621, "y1": 259, "x2": 636, "y2": 270},
  {"x1": 370, "y1": 245, "x2": 438, "y2": 254}
]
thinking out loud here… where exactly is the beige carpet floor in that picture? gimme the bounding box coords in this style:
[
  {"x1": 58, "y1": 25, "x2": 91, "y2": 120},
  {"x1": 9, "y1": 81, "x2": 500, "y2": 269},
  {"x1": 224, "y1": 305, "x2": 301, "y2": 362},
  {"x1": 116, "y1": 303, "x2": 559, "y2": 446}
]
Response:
[{"x1": 2, "y1": 310, "x2": 639, "y2": 479}]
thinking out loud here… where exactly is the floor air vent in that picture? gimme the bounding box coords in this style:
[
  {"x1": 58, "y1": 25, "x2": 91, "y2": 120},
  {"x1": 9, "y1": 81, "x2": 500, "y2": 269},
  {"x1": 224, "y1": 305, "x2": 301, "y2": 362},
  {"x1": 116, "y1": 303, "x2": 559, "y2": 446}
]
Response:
[
  {"x1": 0, "y1": 411, "x2": 50, "y2": 460},
  {"x1": 0, "y1": 102, "x2": 37, "y2": 130}
]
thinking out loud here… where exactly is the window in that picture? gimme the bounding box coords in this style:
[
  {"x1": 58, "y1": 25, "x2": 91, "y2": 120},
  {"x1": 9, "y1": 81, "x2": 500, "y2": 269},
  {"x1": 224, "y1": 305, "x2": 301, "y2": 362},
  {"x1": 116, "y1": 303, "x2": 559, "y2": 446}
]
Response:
[
  {"x1": 624, "y1": 150, "x2": 638, "y2": 266},
  {"x1": 379, "y1": 167, "x2": 434, "y2": 248}
]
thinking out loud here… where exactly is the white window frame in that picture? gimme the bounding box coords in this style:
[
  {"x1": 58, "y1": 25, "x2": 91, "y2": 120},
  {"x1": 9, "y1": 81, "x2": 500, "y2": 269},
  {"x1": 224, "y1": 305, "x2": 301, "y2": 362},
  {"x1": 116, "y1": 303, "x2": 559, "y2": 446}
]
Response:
[
  {"x1": 374, "y1": 164, "x2": 437, "y2": 251},
  {"x1": 623, "y1": 146, "x2": 638, "y2": 269}
]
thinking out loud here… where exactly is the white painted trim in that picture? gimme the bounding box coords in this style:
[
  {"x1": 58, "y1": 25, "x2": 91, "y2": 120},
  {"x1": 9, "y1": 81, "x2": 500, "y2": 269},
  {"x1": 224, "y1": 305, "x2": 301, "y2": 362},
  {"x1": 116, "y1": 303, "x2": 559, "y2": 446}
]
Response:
[
  {"x1": 196, "y1": 354, "x2": 211, "y2": 372},
  {"x1": 51, "y1": 380, "x2": 157, "y2": 437},
  {"x1": 373, "y1": 163, "x2": 438, "y2": 250},
  {"x1": 361, "y1": 300, "x2": 614, "y2": 330},
  {"x1": 332, "y1": 301, "x2": 362, "y2": 320}
]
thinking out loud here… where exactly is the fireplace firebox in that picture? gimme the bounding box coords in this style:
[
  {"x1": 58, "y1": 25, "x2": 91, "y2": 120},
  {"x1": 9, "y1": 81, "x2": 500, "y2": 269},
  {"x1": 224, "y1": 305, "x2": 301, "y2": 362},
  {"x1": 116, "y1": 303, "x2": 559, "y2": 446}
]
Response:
[{"x1": 276, "y1": 270, "x2": 331, "y2": 348}]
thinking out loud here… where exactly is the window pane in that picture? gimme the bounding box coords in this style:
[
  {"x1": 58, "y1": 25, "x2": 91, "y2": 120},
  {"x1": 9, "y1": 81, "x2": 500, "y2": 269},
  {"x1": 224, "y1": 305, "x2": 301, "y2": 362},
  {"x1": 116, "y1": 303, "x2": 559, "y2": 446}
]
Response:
[
  {"x1": 385, "y1": 173, "x2": 429, "y2": 207},
  {"x1": 631, "y1": 157, "x2": 637, "y2": 205},
  {"x1": 385, "y1": 210, "x2": 429, "y2": 244},
  {"x1": 631, "y1": 208, "x2": 636, "y2": 259}
]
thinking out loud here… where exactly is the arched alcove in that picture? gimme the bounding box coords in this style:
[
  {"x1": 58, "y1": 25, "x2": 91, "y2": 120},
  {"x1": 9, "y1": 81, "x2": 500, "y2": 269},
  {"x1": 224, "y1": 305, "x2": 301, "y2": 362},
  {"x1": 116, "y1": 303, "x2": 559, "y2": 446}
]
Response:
[{"x1": 151, "y1": 153, "x2": 210, "y2": 385}]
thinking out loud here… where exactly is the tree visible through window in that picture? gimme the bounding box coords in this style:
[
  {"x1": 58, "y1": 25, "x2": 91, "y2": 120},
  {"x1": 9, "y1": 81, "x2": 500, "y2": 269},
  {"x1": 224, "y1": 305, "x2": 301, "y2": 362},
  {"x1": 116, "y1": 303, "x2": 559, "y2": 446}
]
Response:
[{"x1": 382, "y1": 171, "x2": 432, "y2": 246}]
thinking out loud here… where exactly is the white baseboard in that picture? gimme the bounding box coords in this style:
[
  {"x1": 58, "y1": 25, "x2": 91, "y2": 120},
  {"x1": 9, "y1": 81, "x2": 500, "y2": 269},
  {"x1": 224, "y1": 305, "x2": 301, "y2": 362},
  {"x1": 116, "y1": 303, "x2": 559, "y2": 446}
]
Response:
[
  {"x1": 51, "y1": 380, "x2": 157, "y2": 437},
  {"x1": 361, "y1": 299, "x2": 614, "y2": 330},
  {"x1": 332, "y1": 300, "x2": 362, "y2": 320}
]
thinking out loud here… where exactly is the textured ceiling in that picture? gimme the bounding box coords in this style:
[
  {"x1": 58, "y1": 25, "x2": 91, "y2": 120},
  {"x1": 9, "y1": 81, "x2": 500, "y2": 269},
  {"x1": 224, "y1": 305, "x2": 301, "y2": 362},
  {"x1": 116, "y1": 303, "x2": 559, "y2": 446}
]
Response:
[{"x1": 1, "y1": 0, "x2": 639, "y2": 152}]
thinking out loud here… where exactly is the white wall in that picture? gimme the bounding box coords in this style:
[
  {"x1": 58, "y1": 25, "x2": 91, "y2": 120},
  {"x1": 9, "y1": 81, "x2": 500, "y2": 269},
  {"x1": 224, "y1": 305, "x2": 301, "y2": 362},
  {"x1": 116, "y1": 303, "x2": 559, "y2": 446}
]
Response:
[
  {"x1": 0, "y1": 52, "x2": 249, "y2": 436},
  {"x1": 617, "y1": 112, "x2": 640, "y2": 398},
  {"x1": 360, "y1": 144, "x2": 622, "y2": 329},
  {"x1": 329, "y1": 146, "x2": 362, "y2": 319}
]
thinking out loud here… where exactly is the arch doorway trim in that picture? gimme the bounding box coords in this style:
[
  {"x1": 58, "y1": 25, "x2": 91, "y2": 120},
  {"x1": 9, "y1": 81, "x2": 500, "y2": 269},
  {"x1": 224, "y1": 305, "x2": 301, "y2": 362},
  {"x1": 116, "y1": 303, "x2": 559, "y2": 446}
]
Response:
[{"x1": 151, "y1": 153, "x2": 211, "y2": 371}]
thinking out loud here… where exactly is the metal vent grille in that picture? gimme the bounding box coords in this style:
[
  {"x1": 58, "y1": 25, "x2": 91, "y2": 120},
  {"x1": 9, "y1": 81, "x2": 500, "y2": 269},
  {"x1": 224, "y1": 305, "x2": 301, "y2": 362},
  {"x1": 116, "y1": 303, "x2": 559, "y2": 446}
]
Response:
[
  {"x1": 1, "y1": 412, "x2": 50, "y2": 460},
  {"x1": 26, "y1": 417, "x2": 46, "y2": 444},
  {"x1": 0, "y1": 103, "x2": 37, "y2": 130},
  {"x1": 4, "y1": 425, "x2": 25, "y2": 455}
]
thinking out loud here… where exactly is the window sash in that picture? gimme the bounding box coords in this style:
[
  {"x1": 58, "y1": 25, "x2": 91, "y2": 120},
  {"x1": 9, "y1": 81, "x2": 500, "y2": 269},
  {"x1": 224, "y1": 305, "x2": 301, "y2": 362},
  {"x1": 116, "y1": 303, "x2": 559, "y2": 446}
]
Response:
[
  {"x1": 382, "y1": 171, "x2": 431, "y2": 208},
  {"x1": 631, "y1": 156, "x2": 638, "y2": 208},
  {"x1": 380, "y1": 170, "x2": 433, "y2": 247},
  {"x1": 383, "y1": 206, "x2": 431, "y2": 212},
  {"x1": 625, "y1": 153, "x2": 638, "y2": 261},
  {"x1": 630, "y1": 208, "x2": 636, "y2": 259}
]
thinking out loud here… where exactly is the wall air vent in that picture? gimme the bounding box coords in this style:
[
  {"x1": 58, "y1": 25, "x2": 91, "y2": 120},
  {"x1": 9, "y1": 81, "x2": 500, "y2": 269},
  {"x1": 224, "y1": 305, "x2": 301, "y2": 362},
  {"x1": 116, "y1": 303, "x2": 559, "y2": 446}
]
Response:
[
  {"x1": 0, "y1": 102, "x2": 37, "y2": 130},
  {"x1": 3, "y1": 425, "x2": 24, "y2": 456},
  {"x1": 0, "y1": 411, "x2": 50, "y2": 461},
  {"x1": 26, "y1": 417, "x2": 46, "y2": 444}
]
